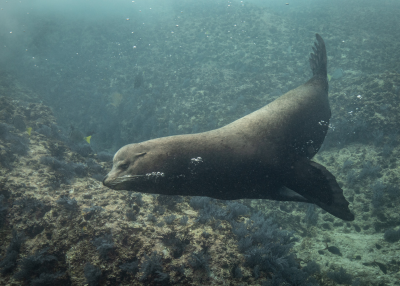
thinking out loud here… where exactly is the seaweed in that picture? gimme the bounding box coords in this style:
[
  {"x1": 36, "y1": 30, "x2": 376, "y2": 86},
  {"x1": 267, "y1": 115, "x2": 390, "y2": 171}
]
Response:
[
  {"x1": 47, "y1": 141, "x2": 68, "y2": 159},
  {"x1": 161, "y1": 232, "x2": 190, "y2": 259},
  {"x1": 84, "y1": 263, "x2": 102, "y2": 286},
  {"x1": 382, "y1": 144, "x2": 394, "y2": 157},
  {"x1": 153, "y1": 271, "x2": 170, "y2": 284},
  {"x1": 139, "y1": 251, "x2": 167, "y2": 282},
  {"x1": 97, "y1": 151, "x2": 113, "y2": 162},
  {"x1": 164, "y1": 214, "x2": 176, "y2": 225},
  {"x1": 14, "y1": 247, "x2": 57, "y2": 281},
  {"x1": 0, "y1": 231, "x2": 25, "y2": 275},
  {"x1": 91, "y1": 234, "x2": 115, "y2": 260},
  {"x1": 0, "y1": 123, "x2": 29, "y2": 168},
  {"x1": 14, "y1": 197, "x2": 48, "y2": 215},
  {"x1": 342, "y1": 158, "x2": 353, "y2": 169},
  {"x1": 119, "y1": 260, "x2": 139, "y2": 276},
  {"x1": 230, "y1": 211, "x2": 301, "y2": 280},
  {"x1": 37, "y1": 124, "x2": 67, "y2": 141},
  {"x1": 188, "y1": 251, "x2": 210, "y2": 275},
  {"x1": 36, "y1": 125, "x2": 52, "y2": 138},
  {"x1": 0, "y1": 195, "x2": 7, "y2": 228},
  {"x1": 202, "y1": 231, "x2": 211, "y2": 239},
  {"x1": 71, "y1": 162, "x2": 88, "y2": 177},
  {"x1": 126, "y1": 210, "x2": 136, "y2": 221},
  {"x1": 388, "y1": 131, "x2": 398, "y2": 145},
  {"x1": 86, "y1": 158, "x2": 104, "y2": 174},
  {"x1": 372, "y1": 130, "x2": 384, "y2": 146},
  {"x1": 244, "y1": 247, "x2": 289, "y2": 274},
  {"x1": 40, "y1": 156, "x2": 75, "y2": 183},
  {"x1": 82, "y1": 205, "x2": 104, "y2": 220},
  {"x1": 262, "y1": 275, "x2": 285, "y2": 286},
  {"x1": 30, "y1": 272, "x2": 64, "y2": 286},
  {"x1": 346, "y1": 169, "x2": 357, "y2": 186},
  {"x1": 0, "y1": 123, "x2": 12, "y2": 138},
  {"x1": 189, "y1": 197, "x2": 211, "y2": 210},
  {"x1": 179, "y1": 215, "x2": 188, "y2": 225},
  {"x1": 92, "y1": 174, "x2": 104, "y2": 181},
  {"x1": 387, "y1": 184, "x2": 400, "y2": 198},
  {"x1": 157, "y1": 195, "x2": 183, "y2": 211},
  {"x1": 384, "y1": 228, "x2": 400, "y2": 243},
  {"x1": 226, "y1": 201, "x2": 249, "y2": 221},
  {"x1": 56, "y1": 196, "x2": 78, "y2": 211},
  {"x1": 130, "y1": 193, "x2": 144, "y2": 207},
  {"x1": 358, "y1": 161, "x2": 381, "y2": 180},
  {"x1": 153, "y1": 205, "x2": 165, "y2": 215},
  {"x1": 156, "y1": 221, "x2": 165, "y2": 227},
  {"x1": 237, "y1": 236, "x2": 253, "y2": 253},
  {"x1": 231, "y1": 221, "x2": 248, "y2": 238},
  {"x1": 0, "y1": 250, "x2": 18, "y2": 275},
  {"x1": 302, "y1": 260, "x2": 320, "y2": 275},
  {"x1": 371, "y1": 180, "x2": 386, "y2": 208},
  {"x1": 327, "y1": 267, "x2": 353, "y2": 285},
  {"x1": 13, "y1": 115, "x2": 26, "y2": 131},
  {"x1": 281, "y1": 267, "x2": 310, "y2": 286},
  {"x1": 40, "y1": 156, "x2": 73, "y2": 174},
  {"x1": 72, "y1": 142, "x2": 93, "y2": 157},
  {"x1": 8, "y1": 133, "x2": 29, "y2": 156},
  {"x1": 264, "y1": 255, "x2": 320, "y2": 286},
  {"x1": 231, "y1": 264, "x2": 243, "y2": 278},
  {"x1": 196, "y1": 203, "x2": 226, "y2": 224},
  {"x1": 147, "y1": 213, "x2": 157, "y2": 223},
  {"x1": 0, "y1": 148, "x2": 16, "y2": 169}
]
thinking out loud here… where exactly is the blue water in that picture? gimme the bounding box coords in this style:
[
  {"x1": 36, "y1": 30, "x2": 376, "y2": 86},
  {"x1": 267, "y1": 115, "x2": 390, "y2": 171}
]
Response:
[{"x1": 1, "y1": 0, "x2": 400, "y2": 285}]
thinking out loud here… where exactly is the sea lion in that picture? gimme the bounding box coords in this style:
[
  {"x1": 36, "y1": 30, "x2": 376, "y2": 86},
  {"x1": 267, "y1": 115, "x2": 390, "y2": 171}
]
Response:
[{"x1": 103, "y1": 34, "x2": 354, "y2": 221}]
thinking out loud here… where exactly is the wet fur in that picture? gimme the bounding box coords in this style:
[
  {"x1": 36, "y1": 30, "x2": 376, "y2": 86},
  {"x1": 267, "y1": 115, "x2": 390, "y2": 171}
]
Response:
[{"x1": 104, "y1": 34, "x2": 354, "y2": 221}]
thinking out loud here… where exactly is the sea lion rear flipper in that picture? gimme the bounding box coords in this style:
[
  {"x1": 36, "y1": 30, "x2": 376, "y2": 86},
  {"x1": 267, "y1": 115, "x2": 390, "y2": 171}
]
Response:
[
  {"x1": 284, "y1": 159, "x2": 354, "y2": 221},
  {"x1": 310, "y1": 33, "x2": 327, "y2": 77}
]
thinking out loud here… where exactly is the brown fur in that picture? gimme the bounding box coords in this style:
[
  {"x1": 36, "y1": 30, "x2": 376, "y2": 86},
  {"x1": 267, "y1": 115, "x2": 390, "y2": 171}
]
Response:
[{"x1": 103, "y1": 34, "x2": 354, "y2": 221}]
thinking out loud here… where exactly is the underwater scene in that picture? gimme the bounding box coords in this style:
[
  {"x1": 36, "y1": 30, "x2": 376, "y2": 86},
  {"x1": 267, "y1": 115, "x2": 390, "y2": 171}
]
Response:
[{"x1": 0, "y1": 0, "x2": 400, "y2": 285}]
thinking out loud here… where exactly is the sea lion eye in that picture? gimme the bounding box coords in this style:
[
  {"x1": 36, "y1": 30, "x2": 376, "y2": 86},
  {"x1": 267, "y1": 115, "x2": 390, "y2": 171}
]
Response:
[{"x1": 119, "y1": 163, "x2": 129, "y2": 170}]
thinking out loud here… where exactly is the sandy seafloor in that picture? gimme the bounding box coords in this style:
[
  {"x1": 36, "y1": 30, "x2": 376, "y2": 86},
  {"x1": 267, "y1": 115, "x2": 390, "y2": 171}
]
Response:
[{"x1": 1, "y1": 1, "x2": 400, "y2": 285}]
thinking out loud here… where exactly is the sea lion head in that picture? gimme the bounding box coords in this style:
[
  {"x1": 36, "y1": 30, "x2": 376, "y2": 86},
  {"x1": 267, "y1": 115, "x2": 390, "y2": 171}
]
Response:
[{"x1": 103, "y1": 143, "x2": 166, "y2": 190}]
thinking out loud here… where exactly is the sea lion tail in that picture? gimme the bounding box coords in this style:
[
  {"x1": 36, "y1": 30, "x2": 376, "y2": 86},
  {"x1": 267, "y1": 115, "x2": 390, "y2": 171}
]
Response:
[{"x1": 309, "y1": 34, "x2": 327, "y2": 77}]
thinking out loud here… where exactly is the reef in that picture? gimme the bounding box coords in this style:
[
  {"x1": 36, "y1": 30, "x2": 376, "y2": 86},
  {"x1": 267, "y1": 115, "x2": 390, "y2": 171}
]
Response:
[
  {"x1": 1, "y1": 1, "x2": 400, "y2": 285},
  {"x1": 2, "y1": 70, "x2": 400, "y2": 284}
]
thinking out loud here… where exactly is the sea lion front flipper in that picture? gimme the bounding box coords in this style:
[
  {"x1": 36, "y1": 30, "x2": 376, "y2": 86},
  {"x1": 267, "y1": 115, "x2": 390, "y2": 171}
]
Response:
[{"x1": 284, "y1": 159, "x2": 355, "y2": 221}]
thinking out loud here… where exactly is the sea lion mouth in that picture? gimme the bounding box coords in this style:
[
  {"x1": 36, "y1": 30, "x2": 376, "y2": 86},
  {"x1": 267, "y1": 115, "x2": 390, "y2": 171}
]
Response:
[
  {"x1": 103, "y1": 172, "x2": 166, "y2": 190},
  {"x1": 103, "y1": 174, "x2": 146, "y2": 189}
]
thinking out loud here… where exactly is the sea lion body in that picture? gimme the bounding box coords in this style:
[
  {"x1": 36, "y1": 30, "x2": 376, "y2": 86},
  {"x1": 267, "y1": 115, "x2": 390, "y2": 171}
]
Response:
[{"x1": 103, "y1": 34, "x2": 354, "y2": 221}]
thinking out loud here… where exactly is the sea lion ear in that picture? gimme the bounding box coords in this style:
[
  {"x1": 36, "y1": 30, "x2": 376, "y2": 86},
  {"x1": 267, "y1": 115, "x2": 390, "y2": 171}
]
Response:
[
  {"x1": 135, "y1": 152, "x2": 147, "y2": 157},
  {"x1": 283, "y1": 159, "x2": 354, "y2": 221}
]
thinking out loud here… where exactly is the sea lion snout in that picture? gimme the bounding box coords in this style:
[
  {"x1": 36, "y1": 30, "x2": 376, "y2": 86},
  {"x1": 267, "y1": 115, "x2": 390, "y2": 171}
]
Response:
[
  {"x1": 102, "y1": 171, "x2": 129, "y2": 190},
  {"x1": 102, "y1": 174, "x2": 108, "y2": 186},
  {"x1": 103, "y1": 163, "x2": 150, "y2": 190},
  {"x1": 103, "y1": 172, "x2": 115, "y2": 188}
]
